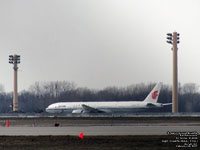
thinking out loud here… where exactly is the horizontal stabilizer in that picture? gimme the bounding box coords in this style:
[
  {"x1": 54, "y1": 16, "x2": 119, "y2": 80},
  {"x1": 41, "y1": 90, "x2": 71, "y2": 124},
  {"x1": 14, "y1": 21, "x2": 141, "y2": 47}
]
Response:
[{"x1": 162, "y1": 103, "x2": 172, "y2": 106}]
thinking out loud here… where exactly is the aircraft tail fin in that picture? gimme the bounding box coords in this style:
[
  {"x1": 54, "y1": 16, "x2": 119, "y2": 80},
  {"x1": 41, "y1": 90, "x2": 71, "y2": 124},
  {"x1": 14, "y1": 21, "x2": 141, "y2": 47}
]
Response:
[{"x1": 144, "y1": 82, "x2": 162, "y2": 103}]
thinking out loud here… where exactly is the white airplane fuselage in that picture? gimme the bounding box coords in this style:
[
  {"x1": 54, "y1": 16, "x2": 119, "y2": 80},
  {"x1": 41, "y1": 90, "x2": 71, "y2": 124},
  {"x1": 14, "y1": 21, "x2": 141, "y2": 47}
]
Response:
[{"x1": 46, "y1": 101, "x2": 163, "y2": 114}]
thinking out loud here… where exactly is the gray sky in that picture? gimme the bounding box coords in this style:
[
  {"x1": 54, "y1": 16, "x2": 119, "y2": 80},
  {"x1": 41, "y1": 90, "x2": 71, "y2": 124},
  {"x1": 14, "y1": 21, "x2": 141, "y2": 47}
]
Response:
[{"x1": 0, "y1": 0, "x2": 200, "y2": 92}]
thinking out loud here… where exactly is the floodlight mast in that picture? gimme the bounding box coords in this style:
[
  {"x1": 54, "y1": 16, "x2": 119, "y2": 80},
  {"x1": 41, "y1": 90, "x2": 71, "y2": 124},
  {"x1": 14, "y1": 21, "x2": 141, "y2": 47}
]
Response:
[
  {"x1": 166, "y1": 32, "x2": 180, "y2": 113},
  {"x1": 9, "y1": 54, "x2": 20, "y2": 112}
]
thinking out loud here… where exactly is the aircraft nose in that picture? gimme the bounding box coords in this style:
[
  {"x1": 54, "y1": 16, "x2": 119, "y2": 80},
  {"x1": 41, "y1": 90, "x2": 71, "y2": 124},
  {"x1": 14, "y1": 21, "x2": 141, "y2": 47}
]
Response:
[
  {"x1": 45, "y1": 106, "x2": 51, "y2": 113},
  {"x1": 45, "y1": 108, "x2": 49, "y2": 112}
]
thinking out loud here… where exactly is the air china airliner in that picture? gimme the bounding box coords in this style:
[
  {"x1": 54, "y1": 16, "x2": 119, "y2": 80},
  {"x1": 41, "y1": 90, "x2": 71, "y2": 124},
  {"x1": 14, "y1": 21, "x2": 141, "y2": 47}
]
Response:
[{"x1": 46, "y1": 83, "x2": 171, "y2": 114}]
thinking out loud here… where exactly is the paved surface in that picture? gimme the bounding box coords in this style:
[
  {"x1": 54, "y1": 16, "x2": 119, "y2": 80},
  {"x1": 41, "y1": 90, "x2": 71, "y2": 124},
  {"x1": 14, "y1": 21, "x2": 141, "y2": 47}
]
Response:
[
  {"x1": 1, "y1": 117, "x2": 200, "y2": 127},
  {"x1": 0, "y1": 117, "x2": 199, "y2": 136},
  {"x1": 0, "y1": 125, "x2": 199, "y2": 136}
]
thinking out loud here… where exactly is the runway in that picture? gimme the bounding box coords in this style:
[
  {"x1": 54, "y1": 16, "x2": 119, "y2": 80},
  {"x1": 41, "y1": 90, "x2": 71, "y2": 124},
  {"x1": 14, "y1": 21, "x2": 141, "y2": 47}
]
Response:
[
  {"x1": 0, "y1": 125, "x2": 199, "y2": 136},
  {"x1": 0, "y1": 116, "x2": 199, "y2": 136}
]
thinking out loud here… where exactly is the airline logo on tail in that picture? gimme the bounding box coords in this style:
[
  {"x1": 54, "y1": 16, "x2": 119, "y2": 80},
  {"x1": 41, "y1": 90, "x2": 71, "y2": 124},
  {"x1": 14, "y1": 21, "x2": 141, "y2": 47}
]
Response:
[{"x1": 152, "y1": 91, "x2": 158, "y2": 99}]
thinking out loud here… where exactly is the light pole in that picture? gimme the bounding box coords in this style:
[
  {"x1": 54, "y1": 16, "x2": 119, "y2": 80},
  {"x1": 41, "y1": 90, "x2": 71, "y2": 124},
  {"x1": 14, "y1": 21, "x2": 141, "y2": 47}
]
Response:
[
  {"x1": 166, "y1": 32, "x2": 180, "y2": 113},
  {"x1": 9, "y1": 54, "x2": 20, "y2": 112}
]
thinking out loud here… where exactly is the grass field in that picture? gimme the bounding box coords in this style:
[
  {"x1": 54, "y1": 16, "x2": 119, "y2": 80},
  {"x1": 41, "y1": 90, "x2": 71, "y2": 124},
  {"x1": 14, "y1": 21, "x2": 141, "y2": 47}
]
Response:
[{"x1": 0, "y1": 135, "x2": 199, "y2": 150}]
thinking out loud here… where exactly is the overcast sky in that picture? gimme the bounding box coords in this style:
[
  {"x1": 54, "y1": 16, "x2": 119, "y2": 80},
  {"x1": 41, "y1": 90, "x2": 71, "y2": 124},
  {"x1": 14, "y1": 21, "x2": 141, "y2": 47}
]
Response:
[{"x1": 0, "y1": 0, "x2": 200, "y2": 92}]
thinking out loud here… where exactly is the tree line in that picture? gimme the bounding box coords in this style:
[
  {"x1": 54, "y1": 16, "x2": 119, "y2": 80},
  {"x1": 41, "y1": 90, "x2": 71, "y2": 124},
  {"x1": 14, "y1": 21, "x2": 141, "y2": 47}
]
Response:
[{"x1": 0, "y1": 81, "x2": 199, "y2": 113}]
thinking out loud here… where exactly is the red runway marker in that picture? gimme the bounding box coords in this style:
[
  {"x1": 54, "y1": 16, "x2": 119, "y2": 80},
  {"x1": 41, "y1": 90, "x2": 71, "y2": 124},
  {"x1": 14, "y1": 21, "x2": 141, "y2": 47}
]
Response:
[
  {"x1": 6, "y1": 120, "x2": 9, "y2": 127},
  {"x1": 78, "y1": 132, "x2": 84, "y2": 140}
]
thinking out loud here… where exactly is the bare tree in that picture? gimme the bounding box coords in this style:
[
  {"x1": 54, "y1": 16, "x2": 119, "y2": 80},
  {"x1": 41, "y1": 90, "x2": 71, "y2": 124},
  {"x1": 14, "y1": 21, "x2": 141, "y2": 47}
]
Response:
[{"x1": 181, "y1": 83, "x2": 199, "y2": 94}]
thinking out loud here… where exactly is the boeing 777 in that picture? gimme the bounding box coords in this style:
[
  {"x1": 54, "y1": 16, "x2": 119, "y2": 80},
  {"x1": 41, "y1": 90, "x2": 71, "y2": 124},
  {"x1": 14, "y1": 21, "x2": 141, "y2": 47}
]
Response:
[{"x1": 46, "y1": 82, "x2": 171, "y2": 114}]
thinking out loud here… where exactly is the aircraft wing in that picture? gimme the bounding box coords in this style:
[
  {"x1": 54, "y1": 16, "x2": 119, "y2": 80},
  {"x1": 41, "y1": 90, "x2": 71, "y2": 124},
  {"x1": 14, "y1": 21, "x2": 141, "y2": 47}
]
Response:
[{"x1": 81, "y1": 104, "x2": 105, "y2": 113}]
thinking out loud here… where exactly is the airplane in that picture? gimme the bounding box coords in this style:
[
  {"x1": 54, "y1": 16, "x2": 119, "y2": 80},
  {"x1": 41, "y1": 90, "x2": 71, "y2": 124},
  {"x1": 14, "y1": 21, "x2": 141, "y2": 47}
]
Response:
[{"x1": 45, "y1": 82, "x2": 172, "y2": 114}]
